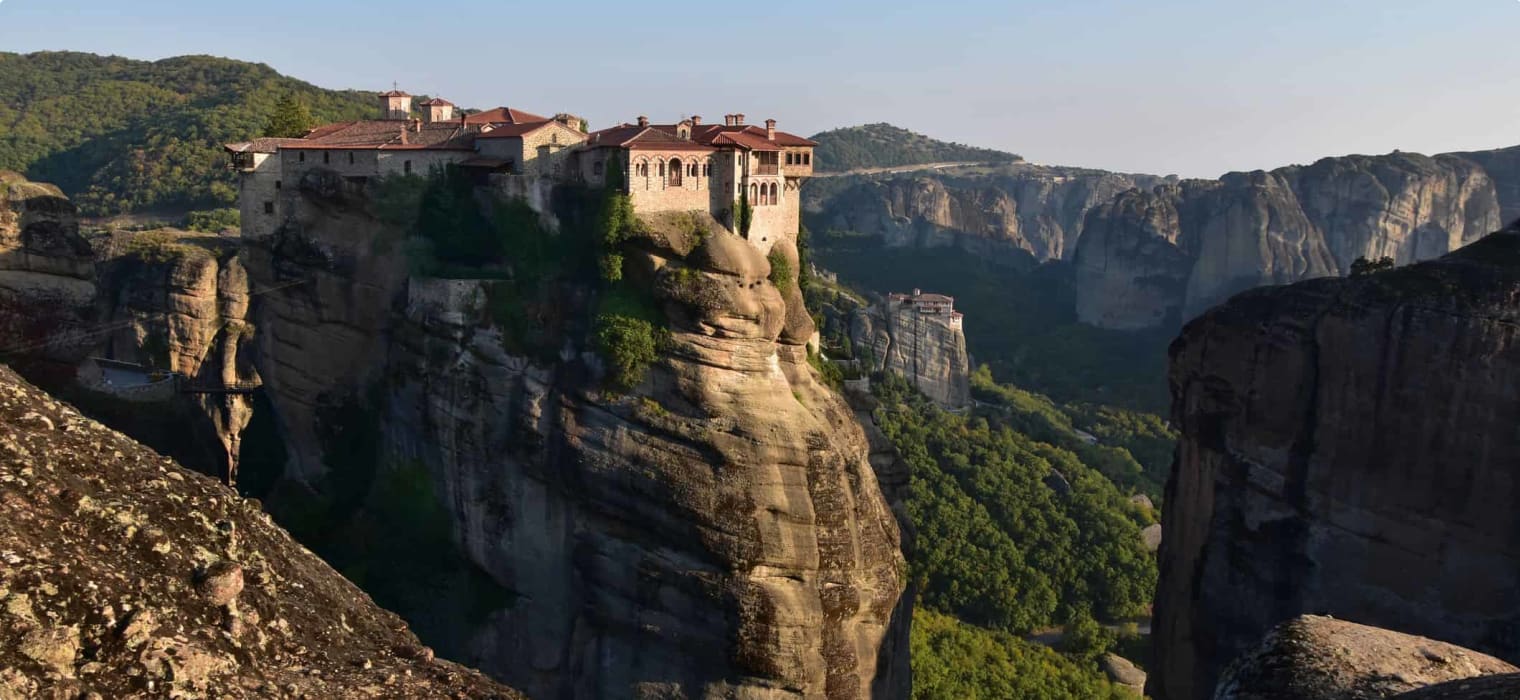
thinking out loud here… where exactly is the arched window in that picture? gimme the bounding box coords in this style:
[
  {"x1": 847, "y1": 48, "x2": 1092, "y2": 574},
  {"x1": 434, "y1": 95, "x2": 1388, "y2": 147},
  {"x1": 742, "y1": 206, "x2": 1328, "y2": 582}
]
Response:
[
  {"x1": 769, "y1": 182, "x2": 778, "y2": 205},
  {"x1": 658, "y1": 161, "x2": 665, "y2": 176},
  {"x1": 688, "y1": 163, "x2": 697, "y2": 177},
  {"x1": 750, "y1": 183, "x2": 759, "y2": 202},
  {"x1": 668, "y1": 158, "x2": 682, "y2": 187}
]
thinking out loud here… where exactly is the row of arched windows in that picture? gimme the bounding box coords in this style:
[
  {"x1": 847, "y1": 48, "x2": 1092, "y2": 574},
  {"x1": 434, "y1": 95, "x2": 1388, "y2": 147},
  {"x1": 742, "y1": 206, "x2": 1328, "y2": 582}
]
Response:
[
  {"x1": 785, "y1": 151, "x2": 812, "y2": 166},
  {"x1": 748, "y1": 182, "x2": 780, "y2": 206},
  {"x1": 634, "y1": 156, "x2": 712, "y2": 188}
]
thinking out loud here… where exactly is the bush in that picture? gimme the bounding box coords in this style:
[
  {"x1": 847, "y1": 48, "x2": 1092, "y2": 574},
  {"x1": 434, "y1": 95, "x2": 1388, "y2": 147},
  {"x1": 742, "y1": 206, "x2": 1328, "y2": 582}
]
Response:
[
  {"x1": 594, "y1": 313, "x2": 659, "y2": 391},
  {"x1": 184, "y1": 208, "x2": 240, "y2": 233},
  {"x1": 768, "y1": 249, "x2": 794, "y2": 287},
  {"x1": 1350, "y1": 255, "x2": 1396, "y2": 275}
]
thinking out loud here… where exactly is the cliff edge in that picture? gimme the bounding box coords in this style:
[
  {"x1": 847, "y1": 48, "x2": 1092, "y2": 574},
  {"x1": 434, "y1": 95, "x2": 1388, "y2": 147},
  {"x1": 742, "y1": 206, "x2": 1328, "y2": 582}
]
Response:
[{"x1": 1152, "y1": 226, "x2": 1520, "y2": 699}]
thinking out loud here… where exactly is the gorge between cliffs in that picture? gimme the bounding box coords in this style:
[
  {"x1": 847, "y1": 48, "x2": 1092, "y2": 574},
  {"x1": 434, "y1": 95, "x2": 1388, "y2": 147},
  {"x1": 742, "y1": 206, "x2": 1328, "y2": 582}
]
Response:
[{"x1": 0, "y1": 169, "x2": 909, "y2": 699}]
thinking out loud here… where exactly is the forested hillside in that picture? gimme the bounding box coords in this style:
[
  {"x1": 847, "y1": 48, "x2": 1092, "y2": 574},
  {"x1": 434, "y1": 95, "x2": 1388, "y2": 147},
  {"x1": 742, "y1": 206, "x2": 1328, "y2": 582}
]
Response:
[
  {"x1": 0, "y1": 51, "x2": 375, "y2": 215},
  {"x1": 809, "y1": 122, "x2": 1022, "y2": 172}
]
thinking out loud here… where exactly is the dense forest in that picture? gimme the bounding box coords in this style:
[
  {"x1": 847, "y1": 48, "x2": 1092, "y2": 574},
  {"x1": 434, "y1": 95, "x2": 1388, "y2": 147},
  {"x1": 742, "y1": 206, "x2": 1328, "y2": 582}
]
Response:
[
  {"x1": 0, "y1": 51, "x2": 375, "y2": 215},
  {"x1": 808, "y1": 122, "x2": 1022, "y2": 173},
  {"x1": 911, "y1": 609, "x2": 1134, "y2": 699}
]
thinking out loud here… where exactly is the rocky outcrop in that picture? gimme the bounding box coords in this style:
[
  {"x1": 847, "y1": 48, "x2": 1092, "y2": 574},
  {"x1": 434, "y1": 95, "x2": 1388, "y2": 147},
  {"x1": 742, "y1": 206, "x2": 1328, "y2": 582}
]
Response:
[
  {"x1": 804, "y1": 165, "x2": 1163, "y2": 265},
  {"x1": 1392, "y1": 673, "x2": 1520, "y2": 699},
  {"x1": 1152, "y1": 228, "x2": 1520, "y2": 699},
  {"x1": 807, "y1": 148, "x2": 1516, "y2": 331},
  {"x1": 1075, "y1": 152, "x2": 1497, "y2": 329},
  {"x1": 93, "y1": 234, "x2": 260, "y2": 482},
  {"x1": 224, "y1": 172, "x2": 908, "y2": 698},
  {"x1": 0, "y1": 171, "x2": 97, "y2": 364},
  {"x1": 1214, "y1": 616, "x2": 1517, "y2": 700},
  {"x1": 384, "y1": 231, "x2": 905, "y2": 698},
  {"x1": 850, "y1": 297, "x2": 970, "y2": 408},
  {"x1": 0, "y1": 362, "x2": 521, "y2": 698}
]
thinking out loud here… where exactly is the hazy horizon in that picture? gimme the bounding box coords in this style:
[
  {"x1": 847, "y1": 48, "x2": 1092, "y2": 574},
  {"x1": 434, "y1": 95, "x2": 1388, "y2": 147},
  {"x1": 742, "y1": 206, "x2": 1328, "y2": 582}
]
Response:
[{"x1": 2, "y1": 0, "x2": 1517, "y2": 178}]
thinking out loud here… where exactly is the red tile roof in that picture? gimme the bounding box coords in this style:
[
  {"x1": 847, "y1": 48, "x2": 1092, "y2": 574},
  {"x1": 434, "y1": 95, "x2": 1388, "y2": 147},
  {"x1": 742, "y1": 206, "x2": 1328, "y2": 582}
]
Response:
[
  {"x1": 420, "y1": 98, "x2": 455, "y2": 106},
  {"x1": 464, "y1": 107, "x2": 549, "y2": 126},
  {"x1": 584, "y1": 124, "x2": 716, "y2": 152},
  {"x1": 475, "y1": 121, "x2": 555, "y2": 139},
  {"x1": 273, "y1": 120, "x2": 475, "y2": 151},
  {"x1": 378, "y1": 90, "x2": 411, "y2": 97}
]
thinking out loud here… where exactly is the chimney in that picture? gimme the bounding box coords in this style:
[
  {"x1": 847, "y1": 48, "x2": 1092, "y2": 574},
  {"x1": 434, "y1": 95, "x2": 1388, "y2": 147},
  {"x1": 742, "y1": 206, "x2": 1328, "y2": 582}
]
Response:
[
  {"x1": 723, "y1": 114, "x2": 735, "y2": 126},
  {"x1": 765, "y1": 119, "x2": 776, "y2": 141},
  {"x1": 734, "y1": 113, "x2": 745, "y2": 125},
  {"x1": 637, "y1": 115, "x2": 649, "y2": 127},
  {"x1": 691, "y1": 115, "x2": 702, "y2": 126},
  {"x1": 913, "y1": 288, "x2": 922, "y2": 297}
]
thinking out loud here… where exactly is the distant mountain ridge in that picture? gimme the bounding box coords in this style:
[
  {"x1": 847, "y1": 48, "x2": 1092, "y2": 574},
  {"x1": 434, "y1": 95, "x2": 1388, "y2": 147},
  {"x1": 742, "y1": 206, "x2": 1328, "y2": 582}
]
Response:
[
  {"x1": 809, "y1": 122, "x2": 1023, "y2": 173},
  {"x1": 0, "y1": 51, "x2": 375, "y2": 215}
]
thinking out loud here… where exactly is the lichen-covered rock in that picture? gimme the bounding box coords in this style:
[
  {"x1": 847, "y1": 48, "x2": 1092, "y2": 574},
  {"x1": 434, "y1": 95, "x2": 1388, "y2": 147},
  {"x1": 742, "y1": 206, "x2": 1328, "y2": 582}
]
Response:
[
  {"x1": 0, "y1": 363, "x2": 522, "y2": 698},
  {"x1": 1214, "y1": 616, "x2": 1517, "y2": 700},
  {"x1": 1151, "y1": 228, "x2": 1520, "y2": 700},
  {"x1": 1391, "y1": 673, "x2": 1520, "y2": 700}
]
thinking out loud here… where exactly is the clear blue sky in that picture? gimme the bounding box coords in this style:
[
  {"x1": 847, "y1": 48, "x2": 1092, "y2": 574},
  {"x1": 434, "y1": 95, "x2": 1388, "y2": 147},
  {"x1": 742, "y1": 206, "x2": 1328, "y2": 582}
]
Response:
[{"x1": 2, "y1": 0, "x2": 1517, "y2": 177}]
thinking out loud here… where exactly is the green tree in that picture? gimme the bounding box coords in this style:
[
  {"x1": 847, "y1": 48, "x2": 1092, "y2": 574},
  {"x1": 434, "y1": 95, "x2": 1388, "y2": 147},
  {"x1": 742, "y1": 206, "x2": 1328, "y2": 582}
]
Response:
[
  {"x1": 1058, "y1": 609, "x2": 1116, "y2": 663},
  {"x1": 1350, "y1": 255, "x2": 1396, "y2": 276},
  {"x1": 263, "y1": 93, "x2": 316, "y2": 138},
  {"x1": 768, "y1": 249, "x2": 794, "y2": 286},
  {"x1": 737, "y1": 187, "x2": 753, "y2": 238}
]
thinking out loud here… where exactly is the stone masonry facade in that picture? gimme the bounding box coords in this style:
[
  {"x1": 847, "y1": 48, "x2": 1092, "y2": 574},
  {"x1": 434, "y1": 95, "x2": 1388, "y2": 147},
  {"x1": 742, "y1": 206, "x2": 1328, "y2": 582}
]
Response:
[{"x1": 227, "y1": 94, "x2": 816, "y2": 254}]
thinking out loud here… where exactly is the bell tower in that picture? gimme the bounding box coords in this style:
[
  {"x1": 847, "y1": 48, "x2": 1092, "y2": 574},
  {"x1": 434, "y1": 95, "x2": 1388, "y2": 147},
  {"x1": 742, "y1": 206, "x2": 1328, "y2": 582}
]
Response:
[{"x1": 379, "y1": 89, "x2": 413, "y2": 120}]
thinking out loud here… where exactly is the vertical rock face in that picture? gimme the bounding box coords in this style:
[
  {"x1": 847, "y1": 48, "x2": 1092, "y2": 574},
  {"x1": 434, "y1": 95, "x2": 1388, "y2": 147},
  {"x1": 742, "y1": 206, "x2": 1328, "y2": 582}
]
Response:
[
  {"x1": 805, "y1": 166, "x2": 1159, "y2": 265},
  {"x1": 1072, "y1": 153, "x2": 1498, "y2": 329},
  {"x1": 1151, "y1": 229, "x2": 1520, "y2": 700},
  {"x1": 233, "y1": 175, "x2": 907, "y2": 698},
  {"x1": 850, "y1": 300, "x2": 971, "y2": 408},
  {"x1": 95, "y1": 242, "x2": 259, "y2": 479},
  {"x1": 806, "y1": 148, "x2": 1515, "y2": 331},
  {"x1": 0, "y1": 171, "x2": 97, "y2": 363}
]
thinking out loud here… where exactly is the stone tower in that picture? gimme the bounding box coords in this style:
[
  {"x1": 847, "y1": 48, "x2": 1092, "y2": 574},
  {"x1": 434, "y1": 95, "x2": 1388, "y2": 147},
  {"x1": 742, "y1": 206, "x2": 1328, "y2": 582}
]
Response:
[{"x1": 379, "y1": 90, "x2": 412, "y2": 120}]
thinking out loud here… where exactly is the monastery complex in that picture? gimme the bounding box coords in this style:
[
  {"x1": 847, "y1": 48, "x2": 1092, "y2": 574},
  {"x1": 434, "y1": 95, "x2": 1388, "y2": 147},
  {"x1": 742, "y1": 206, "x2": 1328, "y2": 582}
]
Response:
[{"x1": 226, "y1": 90, "x2": 817, "y2": 253}]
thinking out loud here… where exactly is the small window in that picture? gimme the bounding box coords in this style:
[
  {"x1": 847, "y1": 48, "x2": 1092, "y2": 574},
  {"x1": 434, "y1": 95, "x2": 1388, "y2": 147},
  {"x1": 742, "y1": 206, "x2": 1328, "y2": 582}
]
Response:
[
  {"x1": 594, "y1": 161, "x2": 604, "y2": 176},
  {"x1": 263, "y1": 201, "x2": 274, "y2": 215},
  {"x1": 552, "y1": 133, "x2": 559, "y2": 145},
  {"x1": 323, "y1": 151, "x2": 330, "y2": 165},
  {"x1": 299, "y1": 152, "x2": 306, "y2": 163},
  {"x1": 348, "y1": 153, "x2": 355, "y2": 165},
  {"x1": 803, "y1": 153, "x2": 811, "y2": 165},
  {"x1": 275, "y1": 180, "x2": 282, "y2": 190},
  {"x1": 404, "y1": 160, "x2": 413, "y2": 175}
]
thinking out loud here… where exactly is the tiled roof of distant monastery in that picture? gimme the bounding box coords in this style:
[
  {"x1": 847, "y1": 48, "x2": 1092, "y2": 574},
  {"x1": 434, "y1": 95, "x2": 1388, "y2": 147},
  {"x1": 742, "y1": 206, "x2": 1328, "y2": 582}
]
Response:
[
  {"x1": 464, "y1": 107, "x2": 549, "y2": 125},
  {"x1": 587, "y1": 120, "x2": 817, "y2": 153}
]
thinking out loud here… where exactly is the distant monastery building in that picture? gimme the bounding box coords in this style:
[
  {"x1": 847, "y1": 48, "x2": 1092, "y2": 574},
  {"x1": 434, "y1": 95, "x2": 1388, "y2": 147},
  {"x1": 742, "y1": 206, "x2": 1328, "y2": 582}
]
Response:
[
  {"x1": 225, "y1": 90, "x2": 816, "y2": 252},
  {"x1": 887, "y1": 288, "x2": 963, "y2": 329}
]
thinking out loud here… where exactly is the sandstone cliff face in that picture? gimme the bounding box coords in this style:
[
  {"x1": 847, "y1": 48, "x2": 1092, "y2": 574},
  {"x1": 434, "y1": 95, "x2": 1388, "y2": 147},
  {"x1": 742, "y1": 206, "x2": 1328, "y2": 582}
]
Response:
[
  {"x1": 94, "y1": 237, "x2": 260, "y2": 481},
  {"x1": 231, "y1": 172, "x2": 907, "y2": 698},
  {"x1": 1152, "y1": 229, "x2": 1520, "y2": 700},
  {"x1": 0, "y1": 363, "x2": 521, "y2": 699},
  {"x1": 1075, "y1": 152, "x2": 1497, "y2": 329},
  {"x1": 805, "y1": 165, "x2": 1159, "y2": 265},
  {"x1": 807, "y1": 149, "x2": 1514, "y2": 331},
  {"x1": 850, "y1": 301, "x2": 970, "y2": 408},
  {"x1": 0, "y1": 171, "x2": 97, "y2": 363}
]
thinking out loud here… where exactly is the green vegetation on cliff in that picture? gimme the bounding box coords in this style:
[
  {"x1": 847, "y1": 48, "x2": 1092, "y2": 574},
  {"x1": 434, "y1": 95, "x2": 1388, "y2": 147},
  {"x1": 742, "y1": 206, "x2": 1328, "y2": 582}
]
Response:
[
  {"x1": 912, "y1": 609, "x2": 1133, "y2": 700},
  {"x1": 809, "y1": 123, "x2": 1022, "y2": 173},
  {"x1": 0, "y1": 51, "x2": 375, "y2": 215},
  {"x1": 873, "y1": 375, "x2": 1156, "y2": 633}
]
